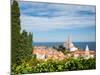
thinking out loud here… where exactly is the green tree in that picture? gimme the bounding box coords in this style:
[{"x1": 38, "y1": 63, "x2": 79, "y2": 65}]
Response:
[
  {"x1": 11, "y1": 0, "x2": 21, "y2": 64},
  {"x1": 17, "y1": 30, "x2": 33, "y2": 62},
  {"x1": 56, "y1": 45, "x2": 66, "y2": 52},
  {"x1": 28, "y1": 32, "x2": 33, "y2": 58},
  {"x1": 11, "y1": 0, "x2": 33, "y2": 64}
]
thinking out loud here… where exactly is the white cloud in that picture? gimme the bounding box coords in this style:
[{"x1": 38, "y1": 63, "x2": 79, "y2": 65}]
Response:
[
  {"x1": 19, "y1": 2, "x2": 95, "y2": 17},
  {"x1": 19, "y1": 2, "x2": 95, "y2": 32},
  {"x1": 20, "y1": 14, "x2": 95, "y2": 32}
]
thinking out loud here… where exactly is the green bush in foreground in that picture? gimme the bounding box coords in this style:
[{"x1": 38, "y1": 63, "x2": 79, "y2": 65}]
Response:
[{"x1": 11, "y1": 58, "x2": 96, "y2": 74}]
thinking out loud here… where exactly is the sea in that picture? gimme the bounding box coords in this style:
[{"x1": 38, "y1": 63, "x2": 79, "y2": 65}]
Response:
[{"x1": 33, "y1": 42, "x2": 96, "y2": 51}]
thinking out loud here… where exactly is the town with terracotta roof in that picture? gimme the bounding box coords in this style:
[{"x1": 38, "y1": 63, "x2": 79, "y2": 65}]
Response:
[{"x1": 32, "y1": 36, "x2": 96, "y2": 60}]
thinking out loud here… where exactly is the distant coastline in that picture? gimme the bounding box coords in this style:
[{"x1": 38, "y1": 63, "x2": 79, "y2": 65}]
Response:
[{"x1": 33, "y1": 42, "x2": 96, "y2": 51}]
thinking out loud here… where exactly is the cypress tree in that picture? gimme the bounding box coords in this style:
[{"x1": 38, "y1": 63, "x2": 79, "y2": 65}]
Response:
[
  {"x1": 17, "y1": 30, "x2": 33, "y2": 61},
  {"x1": 17, "y1": 30, "x2": 33, "y2": 63},
  {"x1": 28, "y1": 32, "x2": 33, "y2": 58},
  {"x1": 17, "y1": 30, "x2": 28, "y2": 62},
  {"x1": 11, "y1": 0, "x2": 21, "y2": 64},
  {"x1": 11, "y1": 0, "x2": 33, "y2": 64}
]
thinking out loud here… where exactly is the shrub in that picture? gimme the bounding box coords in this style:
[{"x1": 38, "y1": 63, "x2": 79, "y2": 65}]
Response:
[{"x1": 11, "y1": 58, "x2": 96, "y2": 74}]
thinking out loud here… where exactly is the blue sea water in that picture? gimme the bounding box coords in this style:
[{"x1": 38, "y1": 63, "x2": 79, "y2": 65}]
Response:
[{"x1": 33, "y1": 42, "x2": 96, "y2": 51}]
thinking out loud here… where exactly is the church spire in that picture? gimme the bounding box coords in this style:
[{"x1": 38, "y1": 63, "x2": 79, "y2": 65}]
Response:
[
  {"x1": 85, "y1": 45, "x2": 89, "y2": 51},
  {"x1": 68, "y1": 35, "x2": 71, "y2": 43},
  {"x1": 63, "y1": 35, "x2": 77, "y2": 51}
]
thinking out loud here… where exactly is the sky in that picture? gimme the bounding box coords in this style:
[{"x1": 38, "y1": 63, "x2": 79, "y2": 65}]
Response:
[{"x1": 19, "y1": 1, "x2": 96, "y2": 42}]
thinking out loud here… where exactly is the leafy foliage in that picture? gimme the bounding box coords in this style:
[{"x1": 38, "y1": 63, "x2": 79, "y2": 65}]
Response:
[
  {"x1": 11, "y1": 60, "x2": 32, "y2": 74},
  {"x1": 11, "y1": 58, "x2": 96, "y2": 74}
]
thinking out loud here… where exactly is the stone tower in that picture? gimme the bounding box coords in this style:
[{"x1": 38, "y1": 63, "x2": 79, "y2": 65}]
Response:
[
  {"x1": 64, "y1": 36, "x2": 74, "y2": 49},
  {"x1": 64, "y1": 35, "x2": 77, "y2": 51}
]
